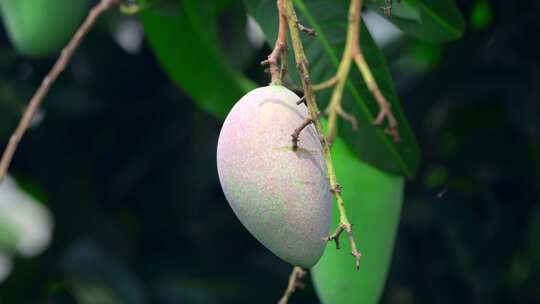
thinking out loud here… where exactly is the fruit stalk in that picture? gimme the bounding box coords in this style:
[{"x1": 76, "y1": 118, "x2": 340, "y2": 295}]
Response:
[
  {"x1": 262, "y1": 0, "x2": 288, "y2": 85},
  {"x1": 278, "y1": 266, "x2": 307, "y2": 304},
  {"x1": 283, "y1": 0, "x2": 362, "y2": 268},
  {"x1": 0, "y1": 0, "x2": 119, "y2": 185}
]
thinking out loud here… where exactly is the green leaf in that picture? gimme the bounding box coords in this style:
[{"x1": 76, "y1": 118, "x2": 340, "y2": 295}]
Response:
[
  {"x1": 0, "y1": 0, "x2": 90, "y2": 58},
  {"x1": 141, "y1": 0, "x2": 255, "y2": 120},
  {"x1": 312, "y1": 135, "x2": 404, "y2": 304},
  {"x1": 366, "y1": 0, "x2": 465, "y2": 43},
  {"x1": 0, "y1": 213, "x2": 19, "y2": 252},
  {"x1": 245, "y1": 0, "x2": 420, "y2": 177}
]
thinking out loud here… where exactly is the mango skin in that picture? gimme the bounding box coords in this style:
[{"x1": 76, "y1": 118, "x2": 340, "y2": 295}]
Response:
[
  {"x1": 0, "y1": 0, "x2": 90, "y2": 58},
  {"x1": 216, "y1": 85, "x2": 332, "y2": 268}
]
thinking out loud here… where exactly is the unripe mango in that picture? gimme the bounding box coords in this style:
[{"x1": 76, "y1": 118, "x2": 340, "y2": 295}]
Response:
[
  {"x1": 217, "y1": 85, "x2": 332, "y2": 268},
  {"x1": 0, "y1": 0, "x2": 90, "y2": 58}
]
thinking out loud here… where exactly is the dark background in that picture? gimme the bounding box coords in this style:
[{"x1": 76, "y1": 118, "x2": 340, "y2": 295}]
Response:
[{"x1": 0, "y1": 0, "x2": 539, "y2": 303}]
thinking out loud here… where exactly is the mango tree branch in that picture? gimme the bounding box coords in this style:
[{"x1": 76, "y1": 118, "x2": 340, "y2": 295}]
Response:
[
  {"x1": 320, "y1": 0, "x2": 400, "y2": 144},
  {"x1": 352, "y1": 48, "x2": 400, "y2": 142},
  {"x1": 277, "y1": 266, "x2": 307, "y2": 304},
  {"x1": 350, "y1": 0, "x2": 399, "y2": 141},
  {"x1": 0, "y1": 0, "x2": 119, "y2": 185},
  {"x1": 283, "y1": 0, "x2": 362, "y2": 269},
  {"x1": 262, "y1": 0, "x2": 288, "y2": 85},
  {"x1": 324, "y1": 0, "x2": 361, "y2": 145},
  {"x1": 312, "y1": 75, "x2": 339, "y2": 92}
]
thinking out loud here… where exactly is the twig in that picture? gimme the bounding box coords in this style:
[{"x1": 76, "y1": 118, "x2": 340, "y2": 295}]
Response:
[
  {"x1": 291, "y1": 117, "x2": 314, "y2": 151},
  {"x1": 352, "y1": 50, "x2": 400, "y2": 142},
  {"x1": 381, "y1": 0, "x2": 400, "y2": 17},
  {"x1": 262, "y1": 0, "x2": 288, "y2": 85},
  {"x1": 296, "y1": 21, "x2": 316, "y2": 36},
  {"x1": 0, "y1": 0, "x2": 119, "y2": 185},
  {"x1": 312, "y1": 76, "x2": 339, "y2": 92},
  {"x1": 323, "y1": 0, "x2": 400, "y2": 144},
  {"x1": 324, "y1": 223, "x2": 362, "y2": 269},
  {"x1": 289, "y1": 75, "x2": 339, "y2": 94},
  {"x1": 323, "y1": 0, "x2": 361, "y2": 145},
  {"x1": 278, "y1": 266, "x2": 307, "y2": 304},
  {"x1": 283, "y1": 0, "x2": 361, "y2": 268}
]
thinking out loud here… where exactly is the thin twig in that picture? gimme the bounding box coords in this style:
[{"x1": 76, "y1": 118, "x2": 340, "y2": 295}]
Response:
[
  {"x1": 262, "y1": 0, "x2": 288, "y2": 85},
  {"x1": 381, "y1": 0, "x2": 400, "y2": 17},
  {"x1": 283, "y1": 0, "x2": 361, "y2": 269},
  {"x1": 0, "y1": 0, "x2": 118, "y2": 185},
  {"x1": 322, "y1": 0, "x2": 361, "y2": 144},
  {"x1": 312, "y1": 76, "x2": 339, "y2": 92},
  {"x1": 296, "y1": 21, "x2": 316, "y2": 36},
  {"x1": 336, "y1": 107, "x2": 359, "y2": 133},
  {"x1": 323, "y1": 0, "x2": 400, "y2": 144},
  {"x1": 278, "y1": 266, "x2": 307, "y2": 304},
  {"x1": 353, "y1": 0, "x2": 400, "y2": 142},
  {"x1": 352, "y1": 51, "x2": 400, "y2": 142},
  {"x1": 291, "y1": 117, "x2": 314, "y2": 151},
  {"x1": 324, "y1": 223, "x2": 362, "y2": 269},
  {"x1": 325, "y1": 223, "x2": 344, "y2": 249}
]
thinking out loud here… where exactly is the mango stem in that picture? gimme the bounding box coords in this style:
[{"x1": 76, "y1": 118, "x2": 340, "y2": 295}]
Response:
[
  {"x1": 277, "y1": 266, "x2": 307, "y2": 304},
  {"x1": 283, "y1": 0, "x2": 362, "y2": 270}
]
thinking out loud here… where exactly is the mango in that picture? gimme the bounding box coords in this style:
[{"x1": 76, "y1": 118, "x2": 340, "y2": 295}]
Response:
[
  {"x1": 216, "y1": 85, "x2": 332, "y2": 268},
  {"x1": 0, "y1": 0, "x2": 90, "y2": 58}
]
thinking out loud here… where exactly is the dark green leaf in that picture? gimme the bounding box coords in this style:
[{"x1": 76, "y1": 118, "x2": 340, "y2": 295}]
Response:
[
  {"x1": 142, "y1": 0, "x2": 255, "y2": 119},
  {"x1": 366, "y1": 0, "x2": 465, "y2": 43},
  {"x1": 245, "y1": 0, "x2": 420, "y2": 177},
  {"x1": 312, "y1": 135, "x2": 404, "y2": 304}
]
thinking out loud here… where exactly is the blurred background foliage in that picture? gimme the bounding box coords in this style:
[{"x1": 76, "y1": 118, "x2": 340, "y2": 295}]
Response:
[{"x1": 0, "y1": 0, "x2": 539, "y2": 303}]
